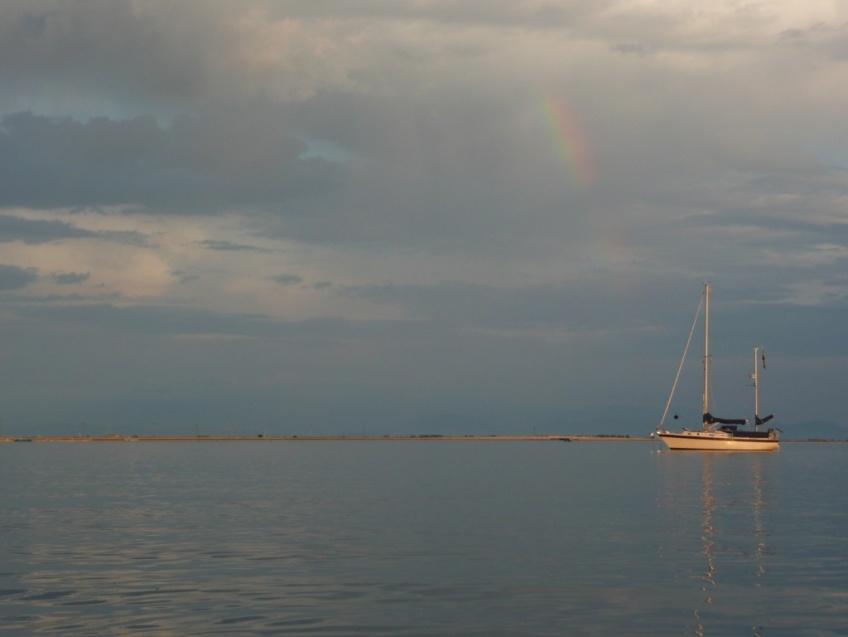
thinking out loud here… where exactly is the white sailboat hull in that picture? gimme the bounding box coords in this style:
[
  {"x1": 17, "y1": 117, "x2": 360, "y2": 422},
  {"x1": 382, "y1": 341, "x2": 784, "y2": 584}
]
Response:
[{"x1": 658, "y1": 430, "x2": 779, "y2": 452}]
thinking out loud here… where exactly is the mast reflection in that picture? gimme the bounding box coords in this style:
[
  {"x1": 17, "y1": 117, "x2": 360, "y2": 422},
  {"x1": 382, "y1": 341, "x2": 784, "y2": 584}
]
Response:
[
  {"x1": 752, "y1": 456, "x2": 767, "y2": 580},
  {"x1": 659, "y1": 450, "x2": 774, "y2": 636},
  {"x1": 694, "y1": 454, "x2": 716, "y2": 636}
]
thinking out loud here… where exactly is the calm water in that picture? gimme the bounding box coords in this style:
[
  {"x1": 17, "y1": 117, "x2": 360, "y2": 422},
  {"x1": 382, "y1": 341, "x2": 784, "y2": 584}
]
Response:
[{"x1": 1, "y1": 441, "x2": 846, "y2": 636}]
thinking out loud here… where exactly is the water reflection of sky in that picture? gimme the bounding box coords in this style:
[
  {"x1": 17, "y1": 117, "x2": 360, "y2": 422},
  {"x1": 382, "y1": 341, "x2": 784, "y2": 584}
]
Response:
[{"x1": 1, "y1": 443, "x2": 847, "y2": 635}]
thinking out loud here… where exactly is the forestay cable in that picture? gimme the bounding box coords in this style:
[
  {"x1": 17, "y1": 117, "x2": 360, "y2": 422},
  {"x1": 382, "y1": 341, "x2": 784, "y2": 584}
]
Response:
[{"x1": 658, "y1": 292, "x2": 704, "y2": 429}]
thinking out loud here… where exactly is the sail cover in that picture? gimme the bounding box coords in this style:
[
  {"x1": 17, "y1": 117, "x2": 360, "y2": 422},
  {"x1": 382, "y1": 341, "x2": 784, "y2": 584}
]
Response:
[
  {"x1": 703, "y1": 412, "x2": 748, "y2": 426},
  {"x1": 755, "y1": 414, "x2": 774, "y2": 425}
]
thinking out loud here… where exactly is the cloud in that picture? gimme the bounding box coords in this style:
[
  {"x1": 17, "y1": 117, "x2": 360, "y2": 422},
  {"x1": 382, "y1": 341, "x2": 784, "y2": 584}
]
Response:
[
  {"x1": 0, "y1": 213, "x2": 97, "y2": 243},
  {"x1": 0, "y1": 212, "x2": 150, "y2": 247},
  {"x1": 10, "y1": 301, "x2": 413, "y2": 340},
  {"x1": 50, "y1": 271, "x2": 90, "y2": 285},
  {"x1": 0, "y1": 111, "x2": 339, "y2": 212},
  {"x1": 273, "y1": 273, "x2": 303, "y2": 286},
  {"x1": 0, "y1": 0, "x2": 234, "y2": 106},
  {"x1": 2, "y1": 2, "x2": 846, "y2": 256},
  {"x1": 0, "y1": 214, "x2": 148, "y2": 246},
  {"x1": 0, "y1": 263, "x2": 37, "y2": 289},
  {"x1": 341, "y1": 276, "x2": 700, "y2": 331},
  {"x1": 0, "y1": 1, "x2": 609, "y2": 110},
  {"x1": 199, "y1": 239, "x2": 273, "y2": 253}
]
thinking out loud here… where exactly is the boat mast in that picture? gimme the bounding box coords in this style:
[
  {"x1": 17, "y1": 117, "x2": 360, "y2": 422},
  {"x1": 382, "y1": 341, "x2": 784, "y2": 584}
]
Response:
[
  {"x1": 702, "y1": 282, "x2": 711, "y2": 428},
  {"x1": 753, "y1": 346, "x2": 761, "y2": 428}
]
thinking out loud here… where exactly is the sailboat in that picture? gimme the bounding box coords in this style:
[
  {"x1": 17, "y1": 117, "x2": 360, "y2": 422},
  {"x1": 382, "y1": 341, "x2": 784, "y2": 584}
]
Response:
[{"x1": 655, "y1": 283, "x2": 780, "y2": 451}]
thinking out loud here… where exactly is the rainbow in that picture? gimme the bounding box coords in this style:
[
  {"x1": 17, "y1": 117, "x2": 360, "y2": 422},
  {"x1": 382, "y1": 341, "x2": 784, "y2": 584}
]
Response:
[{"x1": 544, "y1": 96, "x2": 597, "y2": 187}]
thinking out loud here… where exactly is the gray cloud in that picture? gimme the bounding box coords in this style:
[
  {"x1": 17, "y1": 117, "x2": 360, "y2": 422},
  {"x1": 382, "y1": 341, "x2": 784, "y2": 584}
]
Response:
[
  {"x1": 0, "y1": 212, "x2": 148, "y2": 245},
  {"x1": 1, "y1": 291, "x2": 120, "y2": 304},
  {"x1": 273, "y1": 273, "x2": 303, "y2": 286},
  {"x1": 0, "y1": 111, "x2": 339, "y2": 212},
  {"x1": 1, "y1": 2, "x2": 844, "y2": 257},
  {"x1": 611, "y1": 42, "x2": 654, "y2": 56},
  {"x1": 13, "y1": 302, "x2": 283, "y2": 337},
  {"x1": 199, "y1": 240, "x2": 274, "y2": 253},
  {"x1": 0, "y1": 213, "x2": 97, "y2": 243},
  {"x1": 50, "y1": 271, "x2": 90, "y2": 285},
  {"x1": 0, "y1": 1, "x2": 231, "y2": 106},
  {"x1": 681, "y1": 208, "x2": 848, "y2": 245},
  {"x1": 0, "y1": 1, "x2": 605, "y2": 102},
  {"x1": 10, "y1": 302, "x2": 416, "y2": 341},
  {"x1": 777, "y1": 22, "x2": 848, "y2": 59},
  {"x1": 0, "y1": 264, "x2": 37, "y2": 290},
  {"x1": 170, "y1": 269, "x2": 199, "y2": 285},
  {"x1": 342, "y1": 276, "x2": 705, "y2": 332},
  {"x1": 340, "y1": 275, "x2": 848, "y2": 362}
]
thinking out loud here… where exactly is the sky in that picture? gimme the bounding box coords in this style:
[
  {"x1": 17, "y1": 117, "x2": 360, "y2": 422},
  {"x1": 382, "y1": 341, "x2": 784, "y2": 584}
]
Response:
[{"x1": 1, "y1": 0, "x2": 846, "y2": 435}]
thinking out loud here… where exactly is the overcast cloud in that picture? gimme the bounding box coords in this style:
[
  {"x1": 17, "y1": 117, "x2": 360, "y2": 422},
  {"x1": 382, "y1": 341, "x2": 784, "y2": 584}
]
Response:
[{"x1": 0, "y1": 1, "x2": 846, "y2": 434}]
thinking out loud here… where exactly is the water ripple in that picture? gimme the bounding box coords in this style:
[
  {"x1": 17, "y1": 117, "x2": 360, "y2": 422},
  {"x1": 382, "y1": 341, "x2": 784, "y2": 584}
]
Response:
[{"x1": 1, "y1": 442, "x2": 846, "y2": 635}]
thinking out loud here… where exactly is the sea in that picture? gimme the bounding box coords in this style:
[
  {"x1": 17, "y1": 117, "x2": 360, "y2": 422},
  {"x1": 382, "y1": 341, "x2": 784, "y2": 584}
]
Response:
[{"x1": 1, "y1": 441, "x2": 846, "y2": 636}]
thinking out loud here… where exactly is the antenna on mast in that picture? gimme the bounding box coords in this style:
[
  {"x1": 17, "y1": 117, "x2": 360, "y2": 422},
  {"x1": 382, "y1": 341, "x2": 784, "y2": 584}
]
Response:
[{"x1": 753, "y1": 346, "x2": 774, "y2": 427}]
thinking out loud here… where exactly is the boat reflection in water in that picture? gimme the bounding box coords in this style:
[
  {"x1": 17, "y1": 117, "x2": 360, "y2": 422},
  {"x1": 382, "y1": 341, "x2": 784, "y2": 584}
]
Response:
[{"x1": 658, "y1": 451, "x2": 774, "y2": 636}]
